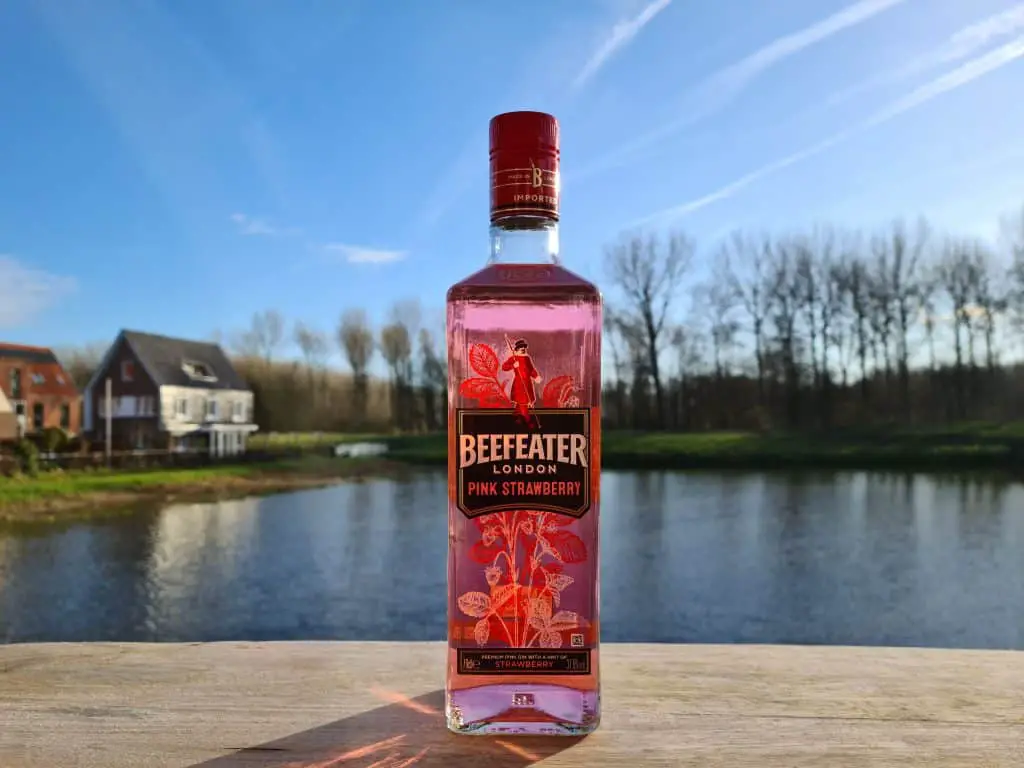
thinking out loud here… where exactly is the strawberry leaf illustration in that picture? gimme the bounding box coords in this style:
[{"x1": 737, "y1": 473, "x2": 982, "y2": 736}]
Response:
[
  {"x1": 474, "y1": 618, "x2": 490, "y2": 646},
  {"x1": 469, "y1": 344, "x2": 500, "y2": 378},
  {"x1": 545, "y1": 529, "x2": 588, "y2": 563},
  {"x1": 457, "y1": 591, "x2": 491, "y2": 618},
  {"x1": 542, "y1": 375, "x2": 573, "y2": 407},
  {"x1": 547, "y1": 610, "x2": 579, "y2": 632},
  {"x1": 546, "y1": 573, "x2": 574, "y2": 592},
  {"x1": 460, "y1": 377, "x2": 502, "y2": 400},
  {"x1": 490, "y1": 584, "x2": 517, "y2": 612}
]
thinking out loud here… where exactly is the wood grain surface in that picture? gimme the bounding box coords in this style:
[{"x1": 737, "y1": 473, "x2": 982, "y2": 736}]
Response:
[{"x1": 0, "y1": 642, "x2": 1022, "y2": 767}]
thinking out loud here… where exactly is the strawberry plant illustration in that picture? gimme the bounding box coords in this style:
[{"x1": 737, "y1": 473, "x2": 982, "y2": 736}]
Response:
[
  {"x1": 456, "y1": 341, "x2": 588, "y2": 648},
  {"x1": 457, "y1": 509, "x2": 588, "y2": 648},
  {"x1": 458, "y1": 342, "x2": 581, "y2": 409}
]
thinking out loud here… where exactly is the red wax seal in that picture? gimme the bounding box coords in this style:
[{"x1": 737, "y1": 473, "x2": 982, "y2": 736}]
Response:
[{"x1": 489, "y1": 111, "x2": 559, "y2": 223}]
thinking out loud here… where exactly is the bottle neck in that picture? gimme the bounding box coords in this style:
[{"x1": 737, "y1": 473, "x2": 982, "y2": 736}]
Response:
[{"x1": 488, "y1": 215, "x2": 560, "y2": 265}]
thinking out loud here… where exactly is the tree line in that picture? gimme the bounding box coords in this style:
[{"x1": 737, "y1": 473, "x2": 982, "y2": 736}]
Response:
[{"x1": 57, "y1": 207, "x2": 1024, "y2": 434}]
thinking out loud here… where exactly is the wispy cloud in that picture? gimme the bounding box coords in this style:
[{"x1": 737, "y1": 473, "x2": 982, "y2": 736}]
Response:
[
  {"x1": 570, "y1": 0, "x2": 909, "y2": 181},
  {"x1": 0, "y1": 255, "x2": 77, "y2": 329},
  {"x1": 573, "y1": 0, "x2": 673, "y2": 89},
  {"x1": 324, "y1": 243, "x2": 407, "y2": 264},
  {"x1": 230, "y1": 213, "x2": 298, "y2": 237},
  {"x1": 633, "y1": 36, "x2": 1024, "y2": 226}
]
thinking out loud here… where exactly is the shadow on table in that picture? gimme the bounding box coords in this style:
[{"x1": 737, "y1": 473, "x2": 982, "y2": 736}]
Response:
[{"x1": 189, "y1": 689, "x2": 584, "y2": 767}]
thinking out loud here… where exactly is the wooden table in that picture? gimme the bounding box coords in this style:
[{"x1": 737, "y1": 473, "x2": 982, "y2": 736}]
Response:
[{"x1": 0, "y1": 642, "x2": 1021, "y2": 767}]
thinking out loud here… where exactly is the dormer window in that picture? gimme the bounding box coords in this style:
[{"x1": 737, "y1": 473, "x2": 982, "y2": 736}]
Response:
[
  {"x1": 31, "y1": 373, "x2": 45, "y2": 385},
  {"x1": 182, "y1": 359, "x2": 218, "y2": 383},
  {"x1": 121, "y1": 360, "x2": 134, "y2": 382}
]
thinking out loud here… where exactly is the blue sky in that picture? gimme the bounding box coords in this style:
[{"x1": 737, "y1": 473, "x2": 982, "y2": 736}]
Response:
[{"x1": 1, "y1": 0, "x2": 1023, "y2": 360}]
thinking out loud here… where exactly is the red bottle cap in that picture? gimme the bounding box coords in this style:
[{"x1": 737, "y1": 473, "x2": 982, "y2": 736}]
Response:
[{"x1": 489, "y1": 111, "x2": 560, "y2": 223}]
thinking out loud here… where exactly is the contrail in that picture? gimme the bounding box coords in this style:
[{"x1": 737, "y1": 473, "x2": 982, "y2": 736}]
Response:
[
  {"x1": 414, "y1": 1, "x2": 674, "y2": 235},
  {"x1": 568, "y1": 0, "x2": 909, "y2": 182},
  {"x1": 815, "y1": 2, "x2": 1024, "y2": 114},
  {"x1": 632, "y1": 36, "x2": 1024, "y2": 226},
  {"x1": 573, "y1": 0, "x2": 673, "y2": 89}
]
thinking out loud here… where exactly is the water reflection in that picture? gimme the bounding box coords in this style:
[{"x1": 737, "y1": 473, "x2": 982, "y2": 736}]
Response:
[{"x1": 0, "y1": 469, "x2": 1022, "y2": 648}]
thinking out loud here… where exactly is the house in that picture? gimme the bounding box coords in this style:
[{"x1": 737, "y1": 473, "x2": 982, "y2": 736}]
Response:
[
  {"x1": 0, "y1": 386, "x2": 16, "y2": 441},
  {"x1": 82, "y1": 330, "x2": 258, "y2": 455},
  {"x1": 0, "y1": 343, "x2": 82, "y2": 437}
]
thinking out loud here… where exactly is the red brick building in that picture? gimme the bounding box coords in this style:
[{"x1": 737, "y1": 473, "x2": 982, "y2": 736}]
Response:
[{"x1": 0, "y1": 343, "x2": 82, "y2": 437}]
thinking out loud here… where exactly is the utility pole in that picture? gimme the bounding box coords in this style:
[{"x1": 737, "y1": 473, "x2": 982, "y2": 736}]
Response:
[{"x1": 105, "y1": 377, "x2": 112, "y2": 466}]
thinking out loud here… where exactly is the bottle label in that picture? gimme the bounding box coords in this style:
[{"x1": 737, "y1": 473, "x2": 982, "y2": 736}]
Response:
[
  {"x1": 455, "y1": 407, "x2": 591, "y2": 519},
  {"x1": 450, "y1": 336, "x2": 598, "y2": 672},
  {"x1": 490, "y1": 152, "x2": 559, "y2": 221},
  {"x1": 456, "y1": 648, "x2": 591, "y2": 675}
]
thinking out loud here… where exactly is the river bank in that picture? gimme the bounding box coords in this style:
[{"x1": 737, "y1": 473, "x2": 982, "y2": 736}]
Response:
[
  {"x1": 3, "y1": 424, "x2": 1022, "y2": 524},
  {"x1": 0, "y1": 455, "x2": 407, "y2": 524},
  {"x1": 380, "y1": 424, "x2": 1024, "y2": 472}
]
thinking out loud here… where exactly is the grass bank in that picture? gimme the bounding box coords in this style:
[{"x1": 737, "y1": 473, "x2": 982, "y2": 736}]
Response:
[
  {"x1": 5, "y1": 423, "x2": 1021, "y2": 524},
  {"x1": 376, "y1": 422, "x2": 1024, "y2": 472},
  {"x1": 0, "y1": 455, "x2": 408, "y2": 524}
]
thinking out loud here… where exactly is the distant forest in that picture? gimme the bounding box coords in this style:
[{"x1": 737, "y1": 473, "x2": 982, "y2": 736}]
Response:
[{"x1": 58, "y1": 208, "x2": 1024, "y2": 434}]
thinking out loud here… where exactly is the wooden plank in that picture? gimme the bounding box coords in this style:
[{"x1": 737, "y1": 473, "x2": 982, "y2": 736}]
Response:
[{"x1": 0, "y1": 642, "x2": 1022, "y2": 767}]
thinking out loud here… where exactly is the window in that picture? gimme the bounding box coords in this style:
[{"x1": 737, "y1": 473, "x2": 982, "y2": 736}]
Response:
[
  {"x1": 138, "y1": 396, "x2": 154, "y2": 416},
  {"x1": 175, "y1": 398, "x2": 189, "y2": 419},
  {"x1": 31, "y1": 373, "x2": 45, "y2": 385},
  {"x1": 182, "y1": 360, "x2": 218, "y2": 383},
  {"x1": 232, "y1": 400, "x2": 243, "y2": 420},
  {"x1": 60, "y1": 404, "x2": 70, "y2": 430},
  {"x1": 10, "y1": 368, "x2": 21, "y2": 399},
  {"x1": 56, "y1": 374, "x2": 65, "y2": 385},
  {"x1": 206, "y1": 398, "x2": 218, "y2": 420},
  {"x1": 32, "y1": 402, "x2": 43, "y2": 430},
  {"x1": 121, "y1": 360, "x2": 134, "y2": 382}
]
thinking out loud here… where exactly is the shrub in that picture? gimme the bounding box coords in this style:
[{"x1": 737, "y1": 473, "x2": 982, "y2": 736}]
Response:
[
  {"x1": 40, "y1": 427, "x2": 69, "y2": 454},
  {"x1": 13, "y1": 439, "x2": 39, "y2": 476}
]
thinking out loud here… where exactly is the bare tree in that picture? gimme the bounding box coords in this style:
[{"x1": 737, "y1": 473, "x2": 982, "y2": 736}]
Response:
[
  {"x1": 838, "y1": 250, "x2": 873, "y2": 404},
  {"x1": 605, "y1": 232, "x2": 693, "y2": 427},
  {"x1": 1002, "y1": 206, "x2": 1024, "y2": 337},
  {"x1": 337, "y1": 309, "x2": 375, "y2": 428},
  {"x1": 379, "y1": 325, "x2": 413, "y2": 431},
  {"x1": 232, "y1": 309, "x2": 285, "y2": 365},
  {"x1": 418, "y1": 328, "x2": 446, "y2": 431},
  {"x1": 294, "y1": 322, "x2": 330, "y2": 425},
  {"x1": 53, "y1": 343, "x2": 107, "y2": 389},
  {"x1": 720, "y1": 230, "x2": 774, "y2": 404},
  {"x1": 871, "y1": 218, "x2": 929, "y2": 419},
  {"x1": 695, "y1": 273, "x2": 739, "y2": 381},
  {"x1": 935, "y1": 239, "x2": 976, "y2": 416}
]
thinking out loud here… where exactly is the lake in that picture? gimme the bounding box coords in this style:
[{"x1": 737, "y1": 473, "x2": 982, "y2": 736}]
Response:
[{"x1": 1, "y1": 469, "x2": 1023, "y2": 648}]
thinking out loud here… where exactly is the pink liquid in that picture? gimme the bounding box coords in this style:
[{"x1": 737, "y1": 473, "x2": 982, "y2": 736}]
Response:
[{"x1": 446, "y1": 264, "x2": 602, "y2": 735}]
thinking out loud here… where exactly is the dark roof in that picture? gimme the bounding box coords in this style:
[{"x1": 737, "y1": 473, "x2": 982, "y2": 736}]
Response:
[
  {"x1": 0, "y1": 343, "x2": 58, "y2": 365},
  {"x1": 121, "y1": 330, "x2": 249, "y2": 391}
]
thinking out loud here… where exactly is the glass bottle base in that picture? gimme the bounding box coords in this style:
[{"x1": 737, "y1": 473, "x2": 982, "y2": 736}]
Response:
[{"x1": 446, "y1": 683, "x2": 600, "y2": 736}]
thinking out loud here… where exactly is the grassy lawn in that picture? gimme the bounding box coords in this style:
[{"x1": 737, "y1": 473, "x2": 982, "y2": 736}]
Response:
[
  {"x1": 0, "y1": 455, "x2": 403, "y2": 521},
  {"x1": 378, "y1": 424, "x2": 1024, "y2": 470},
  {"x1": 248, "y1": 432, "x2": 380, "y2": 449}
]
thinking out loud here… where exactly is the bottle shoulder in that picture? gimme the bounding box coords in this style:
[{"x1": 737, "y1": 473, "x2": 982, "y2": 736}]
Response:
[{"x1": 447, "y1": 263, "x2": 601, "y2": 303}]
